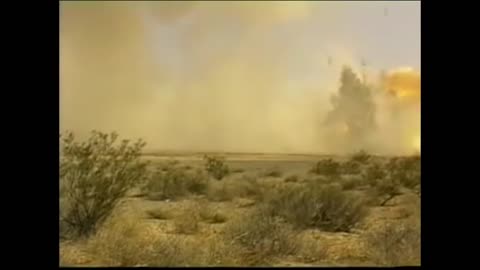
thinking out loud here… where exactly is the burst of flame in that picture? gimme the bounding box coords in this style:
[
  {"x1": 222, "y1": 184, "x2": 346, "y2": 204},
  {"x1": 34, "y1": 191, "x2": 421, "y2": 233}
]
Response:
[{"x1": 382, "y1": 67, "x2": 420, "y2": 104}]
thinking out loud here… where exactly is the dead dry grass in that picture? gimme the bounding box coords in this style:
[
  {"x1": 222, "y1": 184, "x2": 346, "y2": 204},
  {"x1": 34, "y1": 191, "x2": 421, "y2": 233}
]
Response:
[{"x1": 363, "y1": 218, "x2": 420, "y2": 266}]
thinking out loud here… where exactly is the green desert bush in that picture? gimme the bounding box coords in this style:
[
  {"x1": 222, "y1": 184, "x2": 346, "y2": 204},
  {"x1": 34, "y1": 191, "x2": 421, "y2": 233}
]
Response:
[
  {"x1": 262, "y1": 182, "x2": 367, "y2": 232},
  {"x1": 204, "y1": 155, "x2": 230, "y2": 180},
  {"x1": 60, "y1": 131, "x2": 149, "y2": 238},
  {"x1": 310, "y1": 158, "x2": 341, "y2": 177}
]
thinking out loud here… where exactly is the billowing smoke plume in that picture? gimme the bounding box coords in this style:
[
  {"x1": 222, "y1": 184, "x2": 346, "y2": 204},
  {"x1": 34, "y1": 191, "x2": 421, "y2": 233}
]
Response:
[
  {"x1": 324, "y1": 66, "x2": 377, "y2": 154},
  {"x1": 60, "y1": 1, "x2": 420, "y2": 155}
]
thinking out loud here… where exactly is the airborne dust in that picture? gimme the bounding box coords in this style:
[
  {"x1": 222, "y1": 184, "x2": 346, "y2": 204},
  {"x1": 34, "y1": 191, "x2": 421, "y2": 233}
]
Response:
[{"x1": 60, "y1": 1, "x2": 420, "y2": 155}]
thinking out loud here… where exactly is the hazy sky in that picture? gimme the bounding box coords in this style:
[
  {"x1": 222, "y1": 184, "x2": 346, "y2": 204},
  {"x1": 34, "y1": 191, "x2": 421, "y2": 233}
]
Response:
[{"x1": 60, "y1": 1, "x2": 420, "y2": 154}]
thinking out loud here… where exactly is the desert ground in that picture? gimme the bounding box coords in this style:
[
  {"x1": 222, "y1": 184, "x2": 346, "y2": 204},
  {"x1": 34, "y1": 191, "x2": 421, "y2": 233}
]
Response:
[{"x1": 60, "y1": 152, "x2": 420, "y2": 267}]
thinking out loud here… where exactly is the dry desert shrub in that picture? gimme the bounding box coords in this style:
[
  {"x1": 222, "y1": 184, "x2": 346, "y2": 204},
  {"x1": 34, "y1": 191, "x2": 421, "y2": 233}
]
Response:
[
  {"x1": 351, "y1": 150, "x2": 372, "y2": 164},
  {"x1": 194, "y1": 236, "x2": 242, "y2": 266},
  {"x1": 198, "y1": 201, "x2": 228, "y2": 224},
  {"x1": 284, "y1": 174, "x2": 299, "y2": 183},
  {"x1": 223, "y1": 209, "x2": 300, "y2": 266},
  {"x1": 144, "y1": 167, "x2": 209, "y2": 200},
  {"x1": 87, "y1": 217, "x2": 196, "y2": 266},
  {"x1": 363, "y1": 162, "x2": 387, "y2": 187},
  {"x1": 231, "y1": 168, "x2": 245, "y2": 174},
  {"x1": 261, "y1": 167, "x2": 283, "y2": 178},
  {"x1": 229, "y1": 175, "x2": 265, "y2": 199},
  {"x1": 363, "y1": 219, "x2": 421, "y2": 266},
  {"x1": 206, "y1": 180, "x2": 233, "y2": 202},
  {"x1": 60, "y1": 240, "x2": 93, "y2": 266},
  {"x1": 174, "y1": 202, "x2": 200, "y2": 234},
  {"x1": 205, "y1": 175, "x2": 265, "y2": 202},
  {"x1": 341, "y1": 159, "x2": 363, "y2": 174},
  {"x1": 203, "y1": 155, "x2": 230, "y2": 180},
  {"x1": 296, "y1": 235, "x2": 329, "y2": 263},
  {"x1": 262, "y1": 182, "x2": 368, "y2": 232},
  {"x1": 145, "y1": 207, "x2": 172, "y2": 220},
  {"x1": 310, "y1": 158, "x2": 341, "y2": 177},
  {"x1": 340, "y1": 174, "x2": 364, "y2": 190},
  {"x1": 387, "y1": 155, "x2": 421, "y2": 194}
]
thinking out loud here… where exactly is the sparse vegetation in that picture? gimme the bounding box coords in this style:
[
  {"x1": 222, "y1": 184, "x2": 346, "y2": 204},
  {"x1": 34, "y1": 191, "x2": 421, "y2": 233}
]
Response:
[
  {"x1": 60, "y1": 131, "x2": 149, "y2": 238},
  {"x1": 262, "y1": 167, "x2": 283, "y2": 177},
  {"x1": 296, "y1": 236, "x2": 329, "y2": 263},
  {"x1": 224, "y1": 210, "x2": 300, "y2": 266},
  {"x1": 351, "y1": 150, "x2": 372, "y2": 164},
  {"x1": 160, "y1": 160, "x2": 180, "y2": 171},
  {"x1": 375, "y1": 176, "x2": 403, "y2": 206},
  {"x1": 144, "y1": 167, "x2": 208, "y2": 200},
  {"x1": 340, "y1": 175, "x2": 362, "y2": 190},
  {"x1": 87, "y1": 217, "x2": 197, "y2": 266},
  {"x1": 174, "y1": 203, "x2": 200, "y2": 234},
  {"x1": 363, "y1": 162, "x2": 387, "y2": 187},
  {"x1": 146, "y1": 208, "x2": 172, "y2": 220},
  {"x1": 388, "y1": 156, "x2": 421, "y2": 195},
  {"x1": 199, "y1": 206, "x2": 228, "y2": 224},
  {"x1": 60, "y1": 135, "x2": 419, "y2": 267},
  {"x1": 206, "y1": 180, "x2": 233, "y2": 202},
  {"x1": 341, "y1": 159, "x2": 362, "y2": 174},
  {"x1": 364, "y1": 219, "x2": 420, "y2": 266},
  {"x1": 310, "y1": 158, "x2": 341, "y2": 177},
  {"x1": 367, "y1": 156, "x2": 420, "y2": 206},
  {"x1": 229, "y1": 175, "x2": 265, "y2": 199},
  {"x1": 182, "y1": 165, "x2": 193, "y2": 170},
  {"x1": 284, "y1": 175, "x2": 299, "y2": 183},
  {"x1": 204, "y1": 155, "x2": 230, "y2": 180},
  {"x1": 232, "y1": 168, "x2": 245, "y2": 174},
  {"x1": 262, "y1": 182, "x2": 368, "y2": 232}
]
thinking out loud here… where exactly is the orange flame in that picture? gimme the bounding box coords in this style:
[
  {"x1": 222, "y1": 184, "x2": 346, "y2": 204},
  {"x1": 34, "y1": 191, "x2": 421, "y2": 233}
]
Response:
[{"x1": 382, "y1": 67, "x2": 420, "y2": 104}]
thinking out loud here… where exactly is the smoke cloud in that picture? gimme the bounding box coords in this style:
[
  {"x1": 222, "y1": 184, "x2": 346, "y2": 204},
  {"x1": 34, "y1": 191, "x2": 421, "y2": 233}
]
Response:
[{"x1": 60, "y1": 1, "x2": 420, "y2": 155}]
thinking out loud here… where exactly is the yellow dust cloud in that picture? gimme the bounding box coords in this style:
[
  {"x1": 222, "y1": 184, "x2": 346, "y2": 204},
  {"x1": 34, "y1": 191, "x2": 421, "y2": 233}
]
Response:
[{"x1": 413, "y1": 134, "x2": 421, "y2": 152}]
